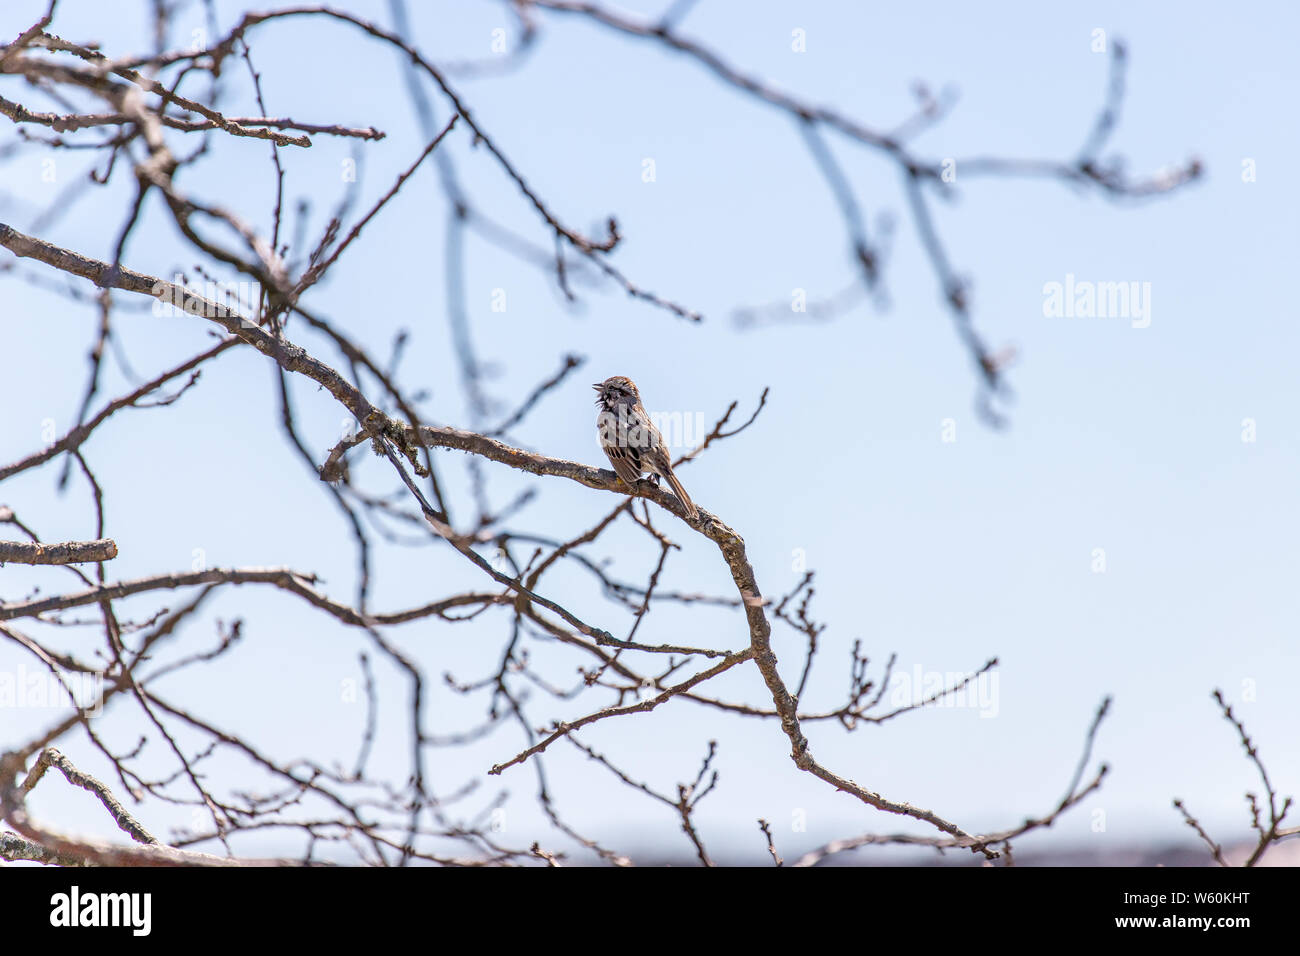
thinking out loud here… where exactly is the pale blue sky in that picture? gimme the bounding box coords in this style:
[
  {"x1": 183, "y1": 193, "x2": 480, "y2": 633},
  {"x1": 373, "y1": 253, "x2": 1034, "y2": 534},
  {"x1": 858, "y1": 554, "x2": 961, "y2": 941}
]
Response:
[{"x1": 2, "y1": 0, "x2": 1296, "y2": 863}]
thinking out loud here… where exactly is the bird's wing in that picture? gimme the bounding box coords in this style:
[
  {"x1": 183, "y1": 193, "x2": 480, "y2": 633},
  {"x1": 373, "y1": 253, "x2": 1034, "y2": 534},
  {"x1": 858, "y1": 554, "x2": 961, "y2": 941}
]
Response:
[
  {"x1": 641, "y1": 423, "x2": 698, "y2": 518},
  {"x1": 601, "y1": 434, "x2": 645, "y2": 485}
]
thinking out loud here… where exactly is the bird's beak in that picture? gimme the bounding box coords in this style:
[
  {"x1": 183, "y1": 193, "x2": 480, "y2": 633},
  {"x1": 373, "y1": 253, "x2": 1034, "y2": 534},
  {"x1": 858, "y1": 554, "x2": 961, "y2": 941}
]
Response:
[{"x1": 591, "y1": 383, "x2": 603, "y2": 391}]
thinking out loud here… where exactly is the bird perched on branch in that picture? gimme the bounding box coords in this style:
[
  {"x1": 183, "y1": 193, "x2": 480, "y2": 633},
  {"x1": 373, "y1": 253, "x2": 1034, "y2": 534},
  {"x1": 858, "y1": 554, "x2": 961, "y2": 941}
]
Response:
[{"x1": 593, "y1": 376, "x2": 698, "y2": 520}]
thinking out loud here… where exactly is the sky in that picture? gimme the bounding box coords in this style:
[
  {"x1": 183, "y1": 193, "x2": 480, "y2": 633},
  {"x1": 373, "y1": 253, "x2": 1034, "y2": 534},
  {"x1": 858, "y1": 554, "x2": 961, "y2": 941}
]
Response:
[{"x1": 1, "y1": 0, "x2": 1297, "y2": 864}]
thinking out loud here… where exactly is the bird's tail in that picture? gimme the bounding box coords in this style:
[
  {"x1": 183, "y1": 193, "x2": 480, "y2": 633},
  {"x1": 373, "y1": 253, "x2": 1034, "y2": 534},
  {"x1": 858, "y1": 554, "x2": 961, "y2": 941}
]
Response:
[{"x1": 663, "y1": 467, "x2": 698, "y2": 520}]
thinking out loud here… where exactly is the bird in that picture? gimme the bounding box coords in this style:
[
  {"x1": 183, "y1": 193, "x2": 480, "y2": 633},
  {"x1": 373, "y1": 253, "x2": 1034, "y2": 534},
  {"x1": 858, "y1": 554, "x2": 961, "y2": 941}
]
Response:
[{"x1": 593, "y1": 375, "x2": 698, "y2": 520}]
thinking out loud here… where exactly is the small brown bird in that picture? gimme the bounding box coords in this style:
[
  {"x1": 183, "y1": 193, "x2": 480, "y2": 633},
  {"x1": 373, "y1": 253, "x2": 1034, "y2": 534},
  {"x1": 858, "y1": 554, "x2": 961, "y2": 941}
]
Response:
[{"x1": 593, "y1": 376, "x2": 698, "y2": 520}]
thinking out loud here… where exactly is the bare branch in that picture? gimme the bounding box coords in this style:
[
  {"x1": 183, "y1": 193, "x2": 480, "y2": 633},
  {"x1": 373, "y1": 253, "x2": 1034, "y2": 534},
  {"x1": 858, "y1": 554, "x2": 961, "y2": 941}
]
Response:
[{"x1": 0, "y1": 538, "x2": 117, "y2": 565}]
